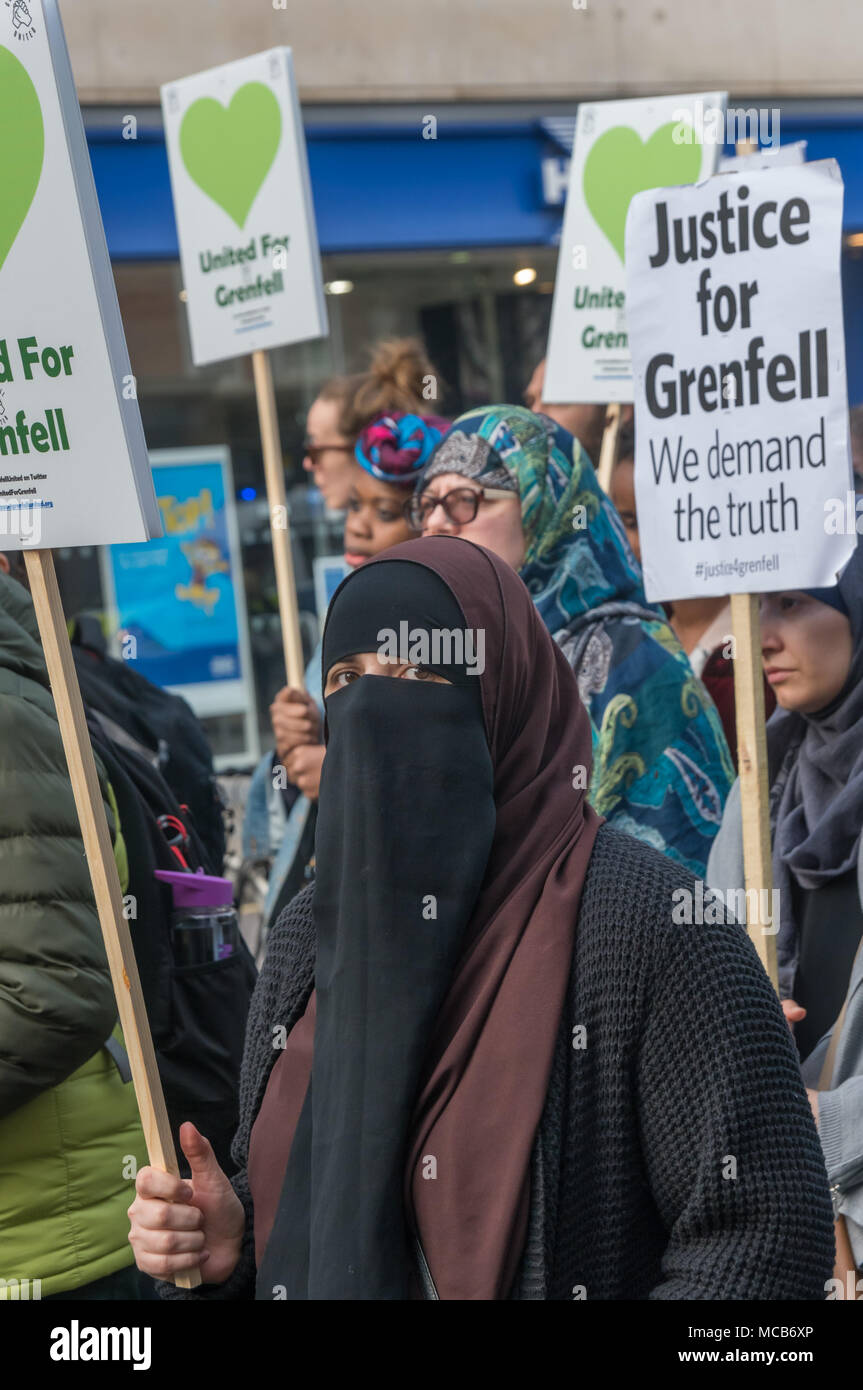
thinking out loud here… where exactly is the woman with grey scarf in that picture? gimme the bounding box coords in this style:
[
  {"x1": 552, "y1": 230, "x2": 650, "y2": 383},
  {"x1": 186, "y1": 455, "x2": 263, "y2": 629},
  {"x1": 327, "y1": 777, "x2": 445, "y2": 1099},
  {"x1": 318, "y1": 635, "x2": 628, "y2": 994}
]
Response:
[{"x1": 708, "y1": 535, "x2": 863, "y2": 1267}]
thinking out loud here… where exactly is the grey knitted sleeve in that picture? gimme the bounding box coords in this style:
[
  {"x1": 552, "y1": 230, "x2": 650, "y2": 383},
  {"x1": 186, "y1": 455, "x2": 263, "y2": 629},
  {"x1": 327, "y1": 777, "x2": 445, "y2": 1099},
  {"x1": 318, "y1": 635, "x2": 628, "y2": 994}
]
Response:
[{"x1": 638, "y1": 909, "x2": 835, "y2": 1300}]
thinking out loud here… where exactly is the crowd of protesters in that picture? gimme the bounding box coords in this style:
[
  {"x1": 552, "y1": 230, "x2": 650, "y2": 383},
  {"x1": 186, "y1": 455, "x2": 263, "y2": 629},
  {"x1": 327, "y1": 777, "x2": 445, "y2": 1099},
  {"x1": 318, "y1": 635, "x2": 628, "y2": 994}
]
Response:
[{"x1": 3, "y1": 338, "x2": 862, "y2": 1300}]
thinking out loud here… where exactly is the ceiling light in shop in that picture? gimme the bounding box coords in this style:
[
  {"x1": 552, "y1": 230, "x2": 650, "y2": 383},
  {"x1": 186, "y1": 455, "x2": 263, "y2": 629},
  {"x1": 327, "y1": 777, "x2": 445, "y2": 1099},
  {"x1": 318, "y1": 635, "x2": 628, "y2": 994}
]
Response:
[
  {"x1": 513, "y1": 267, "x2": 537, "y2": 286},
  {"x1": 325, "y1": 279, "x2": 354, "y2": 295}
]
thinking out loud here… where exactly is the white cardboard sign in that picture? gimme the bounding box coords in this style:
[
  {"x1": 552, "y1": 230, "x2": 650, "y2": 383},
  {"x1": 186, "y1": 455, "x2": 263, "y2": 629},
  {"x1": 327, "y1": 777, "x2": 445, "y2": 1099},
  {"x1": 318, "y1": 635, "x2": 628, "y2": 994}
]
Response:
[
  {"x1": 0, "y1": 0, "x2": 160, "y2": 550},
  {"x1": 626, "y1": 160, "x2": 855, "y2": 602},
  {"x1": 161, "y1": 48, "x2": 328, "y2": 367},
  {"x1": 544, "y1": 93, "x2": 726, "y2": 407}
]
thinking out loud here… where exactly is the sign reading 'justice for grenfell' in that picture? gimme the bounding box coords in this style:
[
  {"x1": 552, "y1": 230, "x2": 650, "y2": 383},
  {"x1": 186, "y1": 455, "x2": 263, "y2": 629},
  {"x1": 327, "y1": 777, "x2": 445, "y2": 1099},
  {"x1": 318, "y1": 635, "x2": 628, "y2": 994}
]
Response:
[{"x1": 626, "y1": 160, "x2": 855, "y2": 602}]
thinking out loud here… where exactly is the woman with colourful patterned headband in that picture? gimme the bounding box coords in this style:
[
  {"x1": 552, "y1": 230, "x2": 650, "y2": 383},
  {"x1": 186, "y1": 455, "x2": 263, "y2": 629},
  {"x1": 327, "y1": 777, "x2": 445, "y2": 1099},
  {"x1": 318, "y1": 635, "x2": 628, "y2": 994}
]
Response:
[
  {"x1": 343, "y1": 411, "x2": 449, "y2": 568},
  {"x1": 247, "y1": 402, "x2": 449, "y2": 933},
  {"x1": 262, "y1": 337, "x2": 445, "y2": 807},
  {"x1": 301, "y1": 338, "x2": 441, "y2": 510},
  {"x1": 278, "y1": 409, "x2": 450, "y2": 789}
]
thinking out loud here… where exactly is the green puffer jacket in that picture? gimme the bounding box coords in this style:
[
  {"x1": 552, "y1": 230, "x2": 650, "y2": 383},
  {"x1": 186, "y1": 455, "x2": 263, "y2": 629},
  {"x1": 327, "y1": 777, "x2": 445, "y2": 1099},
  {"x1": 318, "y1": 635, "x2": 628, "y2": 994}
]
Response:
[{"x1": 0, "y1": 572, "x2": 146, "y2": 1297}]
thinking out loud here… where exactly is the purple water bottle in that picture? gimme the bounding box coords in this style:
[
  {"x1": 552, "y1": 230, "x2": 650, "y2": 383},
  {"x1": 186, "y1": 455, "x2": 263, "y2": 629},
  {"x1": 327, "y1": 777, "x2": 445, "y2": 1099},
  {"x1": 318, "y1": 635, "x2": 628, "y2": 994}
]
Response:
[{"x1": 154, "y1": 868, "x2": 240, "y2": 966}]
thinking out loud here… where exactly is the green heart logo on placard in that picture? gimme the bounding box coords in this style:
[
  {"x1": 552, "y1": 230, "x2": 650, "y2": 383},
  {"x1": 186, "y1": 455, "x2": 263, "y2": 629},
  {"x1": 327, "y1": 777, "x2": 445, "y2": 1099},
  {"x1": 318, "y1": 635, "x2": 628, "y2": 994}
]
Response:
[
  {"x1": 179, "y1": 81, "x2": 282, "y2": 230},
  {"x1": 0, "y1": 45, "x2": 44, "y2": 273},
  {"x1": 582, "y1": 122, "x2": 703, "y2": 262}
]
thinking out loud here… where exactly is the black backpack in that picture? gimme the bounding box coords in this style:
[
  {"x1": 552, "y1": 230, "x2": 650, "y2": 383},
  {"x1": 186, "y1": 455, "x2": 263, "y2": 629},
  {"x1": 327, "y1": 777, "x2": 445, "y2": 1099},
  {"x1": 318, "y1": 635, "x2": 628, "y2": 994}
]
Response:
[
  {"x1": 87, "y1": 711, "x2": 256, "y2": 1176},
  {"x1": 71, "y1": 618, "x2": 226, "y2": 876}
]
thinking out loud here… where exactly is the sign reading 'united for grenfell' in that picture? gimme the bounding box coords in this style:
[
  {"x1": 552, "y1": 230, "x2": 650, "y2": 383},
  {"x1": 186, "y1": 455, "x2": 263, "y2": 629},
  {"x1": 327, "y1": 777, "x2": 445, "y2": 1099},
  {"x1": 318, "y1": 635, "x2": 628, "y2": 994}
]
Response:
[
  {"x1": 0, "y1": 0, "x2": 160, "y2": 549},
  {"x1": 161, "y1": 47, "x2": 328, "y2": 367}
]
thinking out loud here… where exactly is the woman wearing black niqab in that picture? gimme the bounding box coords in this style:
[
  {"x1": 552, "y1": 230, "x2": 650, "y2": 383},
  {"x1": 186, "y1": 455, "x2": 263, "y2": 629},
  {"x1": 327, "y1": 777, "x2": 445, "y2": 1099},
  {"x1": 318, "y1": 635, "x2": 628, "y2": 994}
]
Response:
[
  {"x1": 257, "y1": 540, "x2": 600, "y2": 1299},
  {"x1": 258, "y1": 560, "x2": 499, "y2": 1298},
  {"x1": 129, "y1": 536, "x2": 835, "y2": 1301}
]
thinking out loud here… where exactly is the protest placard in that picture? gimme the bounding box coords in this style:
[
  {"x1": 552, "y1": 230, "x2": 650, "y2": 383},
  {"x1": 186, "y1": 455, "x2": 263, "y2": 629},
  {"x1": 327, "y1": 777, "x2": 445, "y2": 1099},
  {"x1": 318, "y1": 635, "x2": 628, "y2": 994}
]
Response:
[
  {"x1": 161, "y1": 48, "x2": 327, "y2": 688},
  {"x1": 0, "y1": 5, "x2": 159, "y2": 550},
  {"x1": 544, "y1": 92, "x2": 726, "y2": 407},
  {"x1": 626, "y1": 160, "x2": 854, "y2": 603},
  {"x1": 161, "y1": 48, "x2": 326, "y2": 368},
  {"x1": 626, "y1": 159, "x2": 855, "y2": 986},
  {"x1": 3, "y1": 0, "x2": 197, "y2": 1286}
]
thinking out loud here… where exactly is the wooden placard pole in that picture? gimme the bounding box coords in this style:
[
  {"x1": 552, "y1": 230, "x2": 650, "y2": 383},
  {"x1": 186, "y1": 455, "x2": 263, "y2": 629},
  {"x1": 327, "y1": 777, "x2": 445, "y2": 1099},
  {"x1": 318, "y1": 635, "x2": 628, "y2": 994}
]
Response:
[
  {"x1": 596, "y1": 402, "x2": 622, "y2": 495},
  {"x1": 23, "y1": 549, "x2": 201, "y2": 1290},
  {"x1": 723, "y1": 140, "x2": 778, "y2": 993},
  {"x1": 252, "y1": 348, "x2": 306, "y2": 690},
  {"x1": 729, "y1": 593, "x2": 778, "y2": 988}
]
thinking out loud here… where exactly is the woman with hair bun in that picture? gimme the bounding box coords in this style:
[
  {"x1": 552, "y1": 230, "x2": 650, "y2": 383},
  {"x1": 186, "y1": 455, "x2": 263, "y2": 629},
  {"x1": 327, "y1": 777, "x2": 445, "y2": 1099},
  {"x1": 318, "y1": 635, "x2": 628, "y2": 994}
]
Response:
[
  {"x1": 302, "y1": 338, "x2": 440, "y2": 511},
  {"x1": 244, "y1": 340, "x2": 447, "y2": 926}
]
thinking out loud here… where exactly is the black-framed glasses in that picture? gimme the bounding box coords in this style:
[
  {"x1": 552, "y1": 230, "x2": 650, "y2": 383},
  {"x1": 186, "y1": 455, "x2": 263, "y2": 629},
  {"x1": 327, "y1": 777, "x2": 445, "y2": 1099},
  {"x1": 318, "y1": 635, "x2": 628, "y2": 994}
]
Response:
[
  {"x1": 408, "y1": 484, "x2": 515, "y2": 530},
  {"x1": 302, "y1": 437, "x2": 354, "y2": 465}
]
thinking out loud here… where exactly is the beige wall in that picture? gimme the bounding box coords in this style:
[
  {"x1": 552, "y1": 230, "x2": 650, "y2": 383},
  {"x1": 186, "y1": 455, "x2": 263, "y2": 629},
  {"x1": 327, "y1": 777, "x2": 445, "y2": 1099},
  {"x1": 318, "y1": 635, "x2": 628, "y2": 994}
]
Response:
[{"x1": 61, "y1": 0, "x2": 863, "y2": 105}]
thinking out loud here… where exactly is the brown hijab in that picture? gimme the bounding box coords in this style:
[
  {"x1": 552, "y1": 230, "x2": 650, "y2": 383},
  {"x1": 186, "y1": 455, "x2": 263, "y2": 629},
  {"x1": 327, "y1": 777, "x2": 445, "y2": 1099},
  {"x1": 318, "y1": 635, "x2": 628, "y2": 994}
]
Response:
[
  {"x1": 252, "y1": 536, "x2": 600, "y2": 1299},
  {"x1": 396, "y1": 537, "x2": 600, "y2": 1298}
]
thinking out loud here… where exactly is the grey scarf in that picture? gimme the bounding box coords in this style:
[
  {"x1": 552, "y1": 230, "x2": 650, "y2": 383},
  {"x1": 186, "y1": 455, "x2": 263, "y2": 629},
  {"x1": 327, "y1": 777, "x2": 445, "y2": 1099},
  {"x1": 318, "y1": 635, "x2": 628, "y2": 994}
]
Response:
[{"x1": 770, "y1": 538, "x2": 863, "y2": 993}]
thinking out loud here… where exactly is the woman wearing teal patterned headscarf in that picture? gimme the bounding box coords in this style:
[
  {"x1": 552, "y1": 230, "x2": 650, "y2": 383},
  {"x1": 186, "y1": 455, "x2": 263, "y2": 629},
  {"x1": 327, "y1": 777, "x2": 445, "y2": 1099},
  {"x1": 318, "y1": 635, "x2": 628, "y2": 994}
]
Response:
[{"x1": 412, "y1": 405, "x2": 734, "y2": 876}]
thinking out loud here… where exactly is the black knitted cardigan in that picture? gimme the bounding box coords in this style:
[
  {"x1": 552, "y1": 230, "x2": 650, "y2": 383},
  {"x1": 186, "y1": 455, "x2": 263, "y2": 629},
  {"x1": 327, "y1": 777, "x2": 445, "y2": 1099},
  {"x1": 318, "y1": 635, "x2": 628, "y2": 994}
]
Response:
[{"x1": 161, "y1": 824, "x2": 835, "y2": 1301}]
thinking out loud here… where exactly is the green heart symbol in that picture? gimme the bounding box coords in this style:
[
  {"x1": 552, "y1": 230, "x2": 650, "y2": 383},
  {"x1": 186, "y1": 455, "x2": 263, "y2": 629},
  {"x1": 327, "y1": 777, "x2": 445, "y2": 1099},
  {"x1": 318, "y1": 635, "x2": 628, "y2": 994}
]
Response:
[
  {"x1": 179, "y1": 81, "x2": 282, "y2": 230},
  {"x1": 583, "y1": 122, "x2": 703, "y2": 263},
  {"x1": 0, "y1": 46, "x2": 44, "y2": 273}
]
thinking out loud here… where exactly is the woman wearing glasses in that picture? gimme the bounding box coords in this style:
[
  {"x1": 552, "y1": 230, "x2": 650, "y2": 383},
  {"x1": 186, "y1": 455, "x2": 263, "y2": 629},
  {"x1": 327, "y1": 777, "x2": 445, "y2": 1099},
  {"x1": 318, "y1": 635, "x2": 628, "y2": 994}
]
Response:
[
  {"x1": 247, "y1": 399, "x2": 448, "y2": 929},
  {"x1": 247, "y1": 339, "x2": 445, "y2": 905},
  {"x1": 274, "y1": 337, "x2": 445, "y2": 776},
  {"x1": 274, "y1": 409, "x2": 449, "y2": 800},
  {"x1": 412, "y1": 405, "x2": 734, "y2": 878}
]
